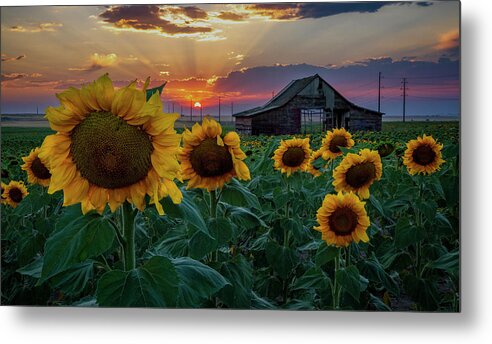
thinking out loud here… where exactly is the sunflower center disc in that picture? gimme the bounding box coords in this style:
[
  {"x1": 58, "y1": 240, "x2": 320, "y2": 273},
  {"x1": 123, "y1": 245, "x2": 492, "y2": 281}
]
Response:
[
  {"x1": 345, "y1": 162, "x2": 376, "y2": 188},
  {"x1": 412, "y1": 145, "x2": 436, "y2": 166},
  {"x1": 329, "y1": 135, "x2": 348, "y2": 153},
  {"x1": 329, "y1": 207, "x2": 358, "y2": 235},
  {"x1": 190, "y1": 138, "x2": 233, "y2": 177},
  {"x1": 31, "y1": 157, "x2": 51, "y2": 180},
  {"x1": 282, "y1": 147, "x2": 305, "y2": 167},
  {"x1": 9, "y1": 188, "x2": 23, "y2": 203},
  {"x1": 378, "y1": 144, "x2": 394, "y2": 158},
  {"x1": 70, "y1": 111, "x2": 153, "y2": 189}
]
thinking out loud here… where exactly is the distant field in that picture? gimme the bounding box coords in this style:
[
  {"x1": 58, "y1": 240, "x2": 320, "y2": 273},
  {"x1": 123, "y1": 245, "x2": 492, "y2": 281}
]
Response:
[{"x1": 1, "y1": 121, "x2": 458, "y2": 137}]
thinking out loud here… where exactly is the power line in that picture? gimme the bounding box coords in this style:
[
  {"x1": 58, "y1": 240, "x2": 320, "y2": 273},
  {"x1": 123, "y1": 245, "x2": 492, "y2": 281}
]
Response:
[
  {"x1": 409, "y1": 95, "x2": 459, "y2": 101},
  {"x1": 383, "y1": 74, "x2": 458, "y2": 80}
]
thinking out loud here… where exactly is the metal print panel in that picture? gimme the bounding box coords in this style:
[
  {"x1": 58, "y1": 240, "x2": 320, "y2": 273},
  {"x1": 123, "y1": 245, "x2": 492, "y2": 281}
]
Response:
[{"x1": 0, "y1": 1, "x2": 460, "y2": 311}]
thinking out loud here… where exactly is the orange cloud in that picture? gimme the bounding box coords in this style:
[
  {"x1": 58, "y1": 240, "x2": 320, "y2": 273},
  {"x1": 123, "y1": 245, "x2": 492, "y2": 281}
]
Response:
[
  {"x1": 1, "y1": 72, "x2": 42, "y2": 82},
  {"x1": 68, "y1": 53, "x2": 118, "y2": 72},
  {"x1": 216, "y1": 11, "x2": 247, "y2": 21},
  {"x1": 9, "y1": 22, "x2": 63, "y2": 33},
  {"x1": 435, "y1": 30, "x2": 459, "y2": 51}
]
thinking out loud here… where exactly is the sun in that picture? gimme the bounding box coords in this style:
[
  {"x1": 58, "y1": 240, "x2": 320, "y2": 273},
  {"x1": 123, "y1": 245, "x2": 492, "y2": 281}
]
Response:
[{"x1": 194, "y1": 102, "x2": 202, "y2": 108}]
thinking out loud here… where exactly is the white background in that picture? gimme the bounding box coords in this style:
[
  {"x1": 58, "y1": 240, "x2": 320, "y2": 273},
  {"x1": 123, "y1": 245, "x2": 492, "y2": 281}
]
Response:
[{"x1": 1, "y1": 0, "x2": 489, "y2": 343}]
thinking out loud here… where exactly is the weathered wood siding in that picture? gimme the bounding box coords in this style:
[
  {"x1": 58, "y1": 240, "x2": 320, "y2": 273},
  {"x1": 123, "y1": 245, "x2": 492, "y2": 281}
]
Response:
[{"x1": 235, "y1": 117, "x2": 252, "y2": 135}]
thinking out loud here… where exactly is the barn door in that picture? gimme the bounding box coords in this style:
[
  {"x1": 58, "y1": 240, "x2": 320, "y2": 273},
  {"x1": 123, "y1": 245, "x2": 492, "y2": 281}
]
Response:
[{"x1": 292, "y1": 108, "x2": 301, "y2": 134}]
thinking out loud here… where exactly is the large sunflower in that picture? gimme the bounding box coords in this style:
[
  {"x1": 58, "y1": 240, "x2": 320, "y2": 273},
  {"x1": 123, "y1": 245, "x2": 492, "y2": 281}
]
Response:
[
  {"x1": 180, "y1": 116, "x2": 250, "y2": 191},
  {"x1": 305, "y1": 149, "x2": 326, "y2": 177},
  {"x1": 403, "y1": 134, "x2": 445, "y2": 175},
  {"x1": 2, "y1": 180, "x2": 29, "y2": 208},
  {"x1": 21, "y1": 147, "x2": 52, "y2": 187},
  {"x1": 272, "y1": 138, "x2": 311, "y2": 176},
  {"x1": 39, "y1": 74, "x2": 182, "y2": 215},
  {"x1": 314, "y1": 192, "x2": 370, "y2": 247},
  {"x1": 320, "y1": 128, "x2": 355, "y2": 160},
  {"x1": 333, "y1": 149, "x2": 383, "y2": 199}
]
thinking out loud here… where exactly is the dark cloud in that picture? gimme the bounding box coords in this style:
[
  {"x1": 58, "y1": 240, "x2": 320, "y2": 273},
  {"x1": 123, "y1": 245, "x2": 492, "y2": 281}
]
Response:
[
  {"x1": 1, "y1": 54, "x2": 26, "y2": 62},
  {"x1": 246, "y1": 2, "x2": 433, "y2": 20},
  {"x1": 99, "y1": 5, "x2": 212, "y2": 35},
  {"x1": 167, "y1": 6, "x2": 208, "y2": 19},
  {"x1": 217, "y1": 11, "x2": 247, "y2": 21}
]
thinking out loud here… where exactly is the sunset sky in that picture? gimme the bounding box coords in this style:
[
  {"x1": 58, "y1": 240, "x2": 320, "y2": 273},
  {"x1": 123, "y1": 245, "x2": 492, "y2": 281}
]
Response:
[{"x1": 1, "y1": 1, "x2": 460, "y2": 117}]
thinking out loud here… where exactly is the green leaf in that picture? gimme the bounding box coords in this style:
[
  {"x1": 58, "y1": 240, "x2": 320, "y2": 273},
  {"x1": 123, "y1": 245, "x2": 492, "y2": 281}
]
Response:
[
  {"x1": 161, "y1": 191, "x2": 209, "y2": 235},
  {"x1": 97, "y1": 256, "x2": 179, "y2": 307},
  {"x1": 336, "y1": 265, "x2": 364, "y2": 302},
  {"x1": 219, "y1": 254, "x2": 253, "y2": 308},
  {"x1": 145, "y1": 82, "x2": 166, "y2": 101},
  {"x1": 369, "y1": 195, "x2": 385, "y2": 218},
  {"x1": 359, "y1": 253, "x2": 400, "y2": 296},
  {"x1": 394, "y1": 218, "x2": 425, "y2": 249},
  {"x1": 189, "y1": 230, "x2": 216, "y2": 260},
  {"x1": 149, "y1": 227, "x2": 188, "y2": 258},
  {"x1": 17, "y1": 255, "x2": 43, "y2": 278},
  {"x1": 418, "y1": 200, "x2": 437, "y2": 223},
  {"x1": 426, "y1": 250, "x2": 459, "y2": 274},
  {"x1": 315, "y1": 242, "x2": 339, "y2": 267},
  {"x1": 251, "y1": 292, "x2": 276, "y2": 310},
  {"x1": 292, "y1": 266, "x2": 329, "y2": 291},
  {"x1": 369, "y1": 293, "x2": 391, "y2": 311},
  {"x1": 172, "y1": 257, "x2": 230, "y2": 307},
  {"x1": 281, "y1": 217, "x2": 311, "y2": 244},
  {"x1": 225, "y1": 205, "x2": 267, "y2": 229},
  {"x1": 403, "y1": 274, "x2": 439, "y2": 311},
  {"x1": 13, "y1": 191, "x2": 51, "y2": 216},
  {"x1": 265, "y1": 241, "x2": 298, "y2": 279},
  {"x1": 220, "y1": 179, "x2": 261, "y2": 209},
  {"x1": 272, "y1": 186, "x2": 289, "y2": 209},
  {"x1": 39, "y1": 209, "x2": 115, "y2": 283},
  {"x1": 49, "y1": 260, "x2": 94, "y2": 296},
  {"x1": 209, "y1": 217, "x2": 233, "y2": 247},
  {"x1": 251, "y1": 139, "x2": 279, "y2": 174}
]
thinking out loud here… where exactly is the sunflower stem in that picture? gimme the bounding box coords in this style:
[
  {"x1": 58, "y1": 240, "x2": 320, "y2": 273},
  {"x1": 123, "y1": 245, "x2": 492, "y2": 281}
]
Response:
[
  {"x1": 284, "y1": 177, "x2": 290, "y2": 247},
  {"x1": 121, "y1": 202, "x2": 136, "y2": 271},
  {"x1": 415, "y1": 177, "x2": 424, "y2": 277},
  {"x1": 210, "y1": 189, "x2": 219, "y2": 262},
  {"x1": 332, "y1": 249, "x2": 341, "y2": 310},
  {"x1": 210, "y1": 189, "x2": 218, "y2": 218},
  {"x1": 347, "y1": 244, "x2": 352, "y2": 267}
]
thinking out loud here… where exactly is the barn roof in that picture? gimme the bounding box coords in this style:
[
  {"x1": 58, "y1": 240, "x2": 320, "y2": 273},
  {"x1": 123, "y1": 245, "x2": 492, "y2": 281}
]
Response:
[{"x1": 233, "y1": 74, "x2": 382, "y2": 118}]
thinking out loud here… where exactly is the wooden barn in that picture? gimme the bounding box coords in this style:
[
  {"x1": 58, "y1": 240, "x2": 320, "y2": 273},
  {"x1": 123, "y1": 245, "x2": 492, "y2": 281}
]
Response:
[{"x1": 233, "y1": 74, "x2": 382, "y2": 135}]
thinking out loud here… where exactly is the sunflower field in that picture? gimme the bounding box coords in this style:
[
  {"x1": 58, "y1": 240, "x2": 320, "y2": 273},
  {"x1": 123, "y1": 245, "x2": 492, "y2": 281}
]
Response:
[{"x1": 1, "y1": 76, "x2": 459, "y2": 311}]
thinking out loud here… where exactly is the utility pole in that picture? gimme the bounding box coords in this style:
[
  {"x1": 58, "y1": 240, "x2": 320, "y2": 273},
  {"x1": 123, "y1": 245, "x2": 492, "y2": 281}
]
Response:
[
  {"x1": 377, "y1": 72, "x2": 381, "y2": 113},
  {"x1": 218, "y1": 96, "x2": 221, "y2": 123},
  {"x1": 231, "y1": 102, "x2": 234, "y2": 116},
  {"x1": 200, "y1": 104, "x2": 203, "y2": 121},
  {"x1": 190, "y1": 99, "x2": 193, "y2": 122},
  {"x1": 172, "y1": 102, "x2": 175, "y2": 113},
  {"x1": 401, "y1": 77, "x2": 407, "y2": 123},
  {"x1": 272, "y1": 91, "x2": 275, "y2": 98}
]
